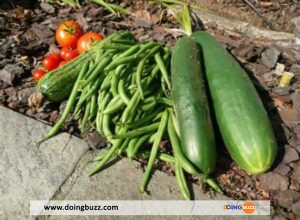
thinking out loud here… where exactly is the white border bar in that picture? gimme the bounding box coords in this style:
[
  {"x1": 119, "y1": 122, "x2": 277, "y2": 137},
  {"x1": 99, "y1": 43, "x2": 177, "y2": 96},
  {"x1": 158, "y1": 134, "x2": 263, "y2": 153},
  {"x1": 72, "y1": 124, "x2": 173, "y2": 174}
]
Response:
[{"x1": 30, "y1": 200, "x2": 270, "y2": 216}]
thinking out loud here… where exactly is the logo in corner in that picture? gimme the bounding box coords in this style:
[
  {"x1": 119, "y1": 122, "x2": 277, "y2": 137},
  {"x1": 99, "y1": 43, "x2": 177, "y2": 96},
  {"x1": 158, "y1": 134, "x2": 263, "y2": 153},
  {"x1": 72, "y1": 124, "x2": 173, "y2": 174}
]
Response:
[{"x1": 242, "y1": 202, "x2": 255, "y2": 214}]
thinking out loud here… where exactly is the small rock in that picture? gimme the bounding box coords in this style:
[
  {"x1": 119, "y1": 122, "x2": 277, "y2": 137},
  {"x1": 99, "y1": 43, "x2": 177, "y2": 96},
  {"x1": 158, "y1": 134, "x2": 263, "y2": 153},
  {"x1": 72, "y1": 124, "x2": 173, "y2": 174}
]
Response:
[
  {"x1": 35, "y1": 112, "x2": 49, "y2": 120},
  {"x1": 273, "y1": 87, "x2": 290, "y2": 96},
  {"x1": 245, "y1": 63, "x2": 270, "y2": 75},
  {"x1": 261, "y1": 47, "x2": 280, "y2": 69},
  {"x1": 294, "y1": 162, "x2": 300, "y2": 183},
  {"x1": 85, "y1": 132, "x2": 106, "y2": 149},
  {"x1": 274, "y1": 190, "x2": 300, "y2": 209},
  {"x1": 18, "y1": 87, "x2": 36, "y2": 105},
  {"x1": 291, "y1": 64, "x2": 300, "y2": 77},
  {"x1": 274, "y1": 163, "x2": 291, "y2": 176},
  {"x1": 59, "y1": 101, "x2": 67, "y2": 116},
  {"x1": 291, "y1": 93, "x2": 300, "y2": 109},
  {"x1": 279, "y1": 107, "x2": 300, "y2": 124},
  {"x1": 292, "y1": 16, "x2": 300, "y2": 38},
  {"x1": 5, "y1": 87, "x2": 17, "y2": 101},
  {"x1": 8, "y1": 101, "x2": 19, "y2": 110},
  {"x1": 292, "y1": 201, "x2": 300, "y2": 216},
  {"x1": 49, "y1": 110, "x2": 58, "y2": 123},
  {"x1": 40, "y1": 2, "x2": 55, "y2": 14},
  {"x1": 262, "y1": 71, "x2": 274, "y2": 82},
  {"x1": 284, "y1": 147, "x2": 299, "y2": 164},
  {"x1": 0, "y1": 64, "x2": 24, "y2": 86},
  {"x1": 258, "y1": 172, "x2": 289, "y2": 191},
  {"x1": 274, "y1": 63, "x2": 285, "y2": 76}
]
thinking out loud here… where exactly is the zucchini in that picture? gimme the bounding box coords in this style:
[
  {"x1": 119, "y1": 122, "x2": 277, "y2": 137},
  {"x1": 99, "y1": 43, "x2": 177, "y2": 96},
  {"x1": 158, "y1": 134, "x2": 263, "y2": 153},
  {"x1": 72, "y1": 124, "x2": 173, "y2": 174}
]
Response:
[
  {"x1": 37, "y1": 31, "x2": 134, "y2": 102},
  {"x1": 192, "y1": 31, "x2": 277, "y2": 174},
  {"x1": 171, "y1": 37, "x2": 216, "y2": 174}
]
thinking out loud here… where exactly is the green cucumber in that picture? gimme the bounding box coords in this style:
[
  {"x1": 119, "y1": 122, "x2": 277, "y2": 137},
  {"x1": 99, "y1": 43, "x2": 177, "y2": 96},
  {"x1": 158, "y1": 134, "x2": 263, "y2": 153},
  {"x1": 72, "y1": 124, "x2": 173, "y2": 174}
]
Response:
[
  {"x1": 192, "y1": 31, "x2": 277, "y2": 174},
  {"x1": 171, "y1": 37, "x2": 216, "y2": 174}
]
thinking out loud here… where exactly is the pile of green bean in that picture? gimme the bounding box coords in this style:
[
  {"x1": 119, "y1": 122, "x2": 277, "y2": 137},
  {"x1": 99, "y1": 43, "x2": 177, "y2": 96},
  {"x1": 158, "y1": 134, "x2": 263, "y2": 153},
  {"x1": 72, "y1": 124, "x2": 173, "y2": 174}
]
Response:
[{"x1": 42, "y1": 33, "x2": 222, "y2": 199}]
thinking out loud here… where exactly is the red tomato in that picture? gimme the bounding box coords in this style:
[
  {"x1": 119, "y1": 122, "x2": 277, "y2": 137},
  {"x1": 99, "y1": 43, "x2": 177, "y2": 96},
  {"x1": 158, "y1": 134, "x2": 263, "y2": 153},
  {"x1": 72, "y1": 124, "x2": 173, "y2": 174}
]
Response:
[
  {"x1": 32, "y1": 69, "x2": 46, "y2": 81},
  {"x1": 77, "y1": 32, "x2": 104, "y2": 54},
  {"x1": 56, "y1": 21, "x2": 83, "y2": 49},
  {"x1": 59, "y1": 47, "x2": 78, "y2": 61},
  {"x1": 42, "y1": 54, "x2": 61, "y2": 71},
  {"x1": 59, "y1": 60, "x2": 67, "y2": 67}
]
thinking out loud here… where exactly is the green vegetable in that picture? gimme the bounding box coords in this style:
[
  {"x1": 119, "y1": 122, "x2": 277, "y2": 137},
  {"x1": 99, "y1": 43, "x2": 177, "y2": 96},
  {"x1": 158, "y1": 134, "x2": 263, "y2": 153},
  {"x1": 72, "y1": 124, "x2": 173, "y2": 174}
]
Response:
[
  {"x1": 171, "y1": 37, "x2": 216, "y2": 174},
  {"x1": 192, "y1": 31, "x2": 277, "y2": 174}
]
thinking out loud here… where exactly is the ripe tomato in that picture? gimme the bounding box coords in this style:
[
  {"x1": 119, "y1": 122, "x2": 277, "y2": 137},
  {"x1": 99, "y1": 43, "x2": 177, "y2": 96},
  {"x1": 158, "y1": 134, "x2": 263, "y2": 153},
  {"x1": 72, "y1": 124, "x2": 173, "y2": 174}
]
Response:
[
  {"x1": 59, "y1": 47, "x2": 79, "y2": 61},
  {"x1": 56, "y1": 21, "x2": 83, "y2": 49},
  {"x1": 77, "y1": 32, "x2": 104, "y2": 54},
  {"x1": 59, "y1": 60, "x2": 67, "y2": 67},
  {"x1": 42, "y1": 54, "x2": 61, "y2": 71},
  {"x1": 32, "y1": 69, "x2": 46, "y2": 81}
]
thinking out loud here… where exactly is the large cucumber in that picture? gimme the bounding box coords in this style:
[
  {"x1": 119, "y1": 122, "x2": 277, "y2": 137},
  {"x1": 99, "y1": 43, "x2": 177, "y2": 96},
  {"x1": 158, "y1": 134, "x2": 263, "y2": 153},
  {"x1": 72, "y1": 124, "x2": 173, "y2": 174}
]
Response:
[
  {"x1": 171, "y1": 37, "x2": 216, "y2": 174},
  {"x1": 192, "y1": 31, "x2": 277, "y2": 174}
]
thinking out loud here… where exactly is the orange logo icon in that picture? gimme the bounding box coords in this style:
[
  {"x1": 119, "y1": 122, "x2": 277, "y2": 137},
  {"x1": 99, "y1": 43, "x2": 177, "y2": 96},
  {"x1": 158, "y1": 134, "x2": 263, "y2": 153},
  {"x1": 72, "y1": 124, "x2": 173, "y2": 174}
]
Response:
[{"x1": 243, "y1": 202, "x2": 255, "y2": 214}]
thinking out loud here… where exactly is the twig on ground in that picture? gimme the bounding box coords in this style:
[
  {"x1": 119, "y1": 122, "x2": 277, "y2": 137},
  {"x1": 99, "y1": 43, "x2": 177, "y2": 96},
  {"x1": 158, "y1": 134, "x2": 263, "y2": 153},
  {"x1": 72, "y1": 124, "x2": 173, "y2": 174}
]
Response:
[{"x1": 242, "y1": 0, "x2": 277, "y2": 31}]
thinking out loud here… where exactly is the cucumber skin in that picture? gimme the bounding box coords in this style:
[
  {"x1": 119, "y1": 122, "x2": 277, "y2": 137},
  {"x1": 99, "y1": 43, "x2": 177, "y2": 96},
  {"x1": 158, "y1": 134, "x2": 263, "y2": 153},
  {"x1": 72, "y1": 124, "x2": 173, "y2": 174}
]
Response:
[
  {"x1": 192, "y1": 31, "x2": 277, "y2": 174},
  {"x1": 38, "y1": 54, "x2": 91, "y2": 102},
  {"x1": 171, "y1": 37, "x2": 217, "y2": 174}
]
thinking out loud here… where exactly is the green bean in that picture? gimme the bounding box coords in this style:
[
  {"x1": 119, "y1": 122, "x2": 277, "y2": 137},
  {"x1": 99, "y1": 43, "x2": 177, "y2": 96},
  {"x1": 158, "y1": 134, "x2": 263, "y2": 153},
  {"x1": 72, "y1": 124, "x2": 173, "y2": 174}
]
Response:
[
  {"x1": 147, "y1": 52, "x2": 170, "y2": 85},
  {"x1": 135, "y1": 41, "x2": 159, "y2": 58},
  {"x1": 101, "y1": 44, "x2": 132, "y2": 50},
  {"x1": 121, "y1": 91, "x2": 140, "y2": 123},
  {"x1": 111, "y1": 40, "x2": 136, "y2": 45},
  {"x1": 102, "y1": 114, "x2": 113, "y2": 138},
  {"x1": 142, "y1": 96, "x2": 155, "y2": 104},
  {"x1": 167, "y1": 114, "x2": 201, "y2": 176},
  {"x1": 82, "y1": 53, "x2": 113, "y2": 87},
  {"x1": 105, "y1": 55, "x2": 138, "y2": 71},
  {"x1": 127, "y1": 133, "x2": 151, "y2": 159},
  {"x1": 126, "y1": 138, "x2": 138, "y2": 158},
  {"x1": 42, "y1": 62, "x2": 89, "y2": 141},
  {"x1": 90, "y1": 127, "x2": 127, "y2": 175},
  {"x1": 175, "y1": 159, "x2": 190, "y2": 200},
  {"x1": 113, "y1": 122, "x2": 160, "y2": 139},
  {"x1": 171, "y1": 111, "x2": 180, "y2": 138},
  {"x1": 153, "y1": 111, "x2": 164, "y2": 122},
  {"x1": 103, "y1": 98, "x2": 124, "y2": 115},
  {"x1": 118, "y1": 79, "x2": 130, "y2": 105},
  {"x1": 116, "y1": 44, "x2": 140, "y2": 60},
  {"x1": 110, "y1": 74, "x2": 119, "y2": 97},
  {"x1": 159, "y1": 153, "x2": 175, "y2": 163},
  {"x1": 76, "y1": 76, "x2": 103, "y2": 112},
  {"x1": 140, "y1": 101, "x2": 157, "y2": 112},
  {"x1": 136, "y1": 57, "x2": 147, "y2": 99},
  {"x1": 81, "y1": 101, "x2": 91, "y2": 132},
  {"x1": 96, "y1": 111, "x2": 101, "y2": 133},
  {"x1": 74, "y1": 85, "x2": 89, "y2": 119},
  {"x1": 135, "y1": 150, "x2": 175, "y2": 163},
  {"x1": 149, "y1": 132, "x2": 156, "y2": 144},
  {"x1": 97, "y1": 93, "x2": 113, "y2": 131},
  {"x1": 128, "y1": 107, "x2": 163, "y2": 129},
  {"x1": 154, "y1": 53, "x2": 171, "y2": 89},
  {"x1": 157, "y1": 97, "x2": 173, "y2": 106},
  {"x1": 100, "y1": 72, "x2": 113, "y2": 91},
  {"x1": 89, "y1": 94, "x2": 97, "y2": 121},
  {"x1": 140, "y1": 110, "x2": 168, "y2": 193}
]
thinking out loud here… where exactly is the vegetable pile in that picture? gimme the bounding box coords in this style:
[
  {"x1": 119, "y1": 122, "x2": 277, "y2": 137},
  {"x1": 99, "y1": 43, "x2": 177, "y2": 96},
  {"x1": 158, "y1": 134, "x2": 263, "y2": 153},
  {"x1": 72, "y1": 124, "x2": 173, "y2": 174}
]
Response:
[{"x1": 35, "y1": 18, "x2": 278, "y2": 199}]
